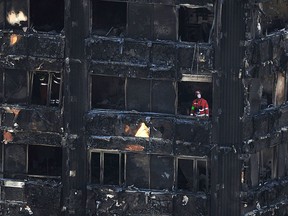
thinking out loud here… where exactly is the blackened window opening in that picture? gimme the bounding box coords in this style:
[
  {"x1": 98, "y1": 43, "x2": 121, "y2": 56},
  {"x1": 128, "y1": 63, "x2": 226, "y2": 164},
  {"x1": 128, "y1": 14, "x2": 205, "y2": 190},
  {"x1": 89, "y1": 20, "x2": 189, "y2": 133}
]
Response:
[
  {"x1": 197, "y1": 160, "x2": 208, "y2": 191},
  {"x1": 91, "y1": 75, "x2": 125, "y2": 110},
  {"x1": 126, "y1": 78, "x2": 176, "y2": 114},
  {"x1": 104, "y1": 153, "x2": 120, "y2": 185},
  {"x1": 177, "y1": 159, "x2": 193, "y2": 191},
  {"x1": 28, "y1": 145, "x2": 62, "y2": 176},
  {"x1": 178, "y1": 81, "x2": 212, "y2": 116},
  {"x1": 91, "y1": 152, "x2": 123, "y2": 186},
  {"x1": 177, "y1": 158, "x2": 209, "y2": 191},
  {"x1": 91, "y1": 152, "x2": 101, "y2": 184},
  {"x1": 179, "y1": 6, "x2": 213, "y2": 43},
  {"x1": 92, "y1": 1, "x2": 127, "y2": 37},
  {"x1": 30, "y1": 0, "x2": 64, "y2": 32},
  {"x1": 31, "y1": 71, "x2": 61, "y2": 106}
]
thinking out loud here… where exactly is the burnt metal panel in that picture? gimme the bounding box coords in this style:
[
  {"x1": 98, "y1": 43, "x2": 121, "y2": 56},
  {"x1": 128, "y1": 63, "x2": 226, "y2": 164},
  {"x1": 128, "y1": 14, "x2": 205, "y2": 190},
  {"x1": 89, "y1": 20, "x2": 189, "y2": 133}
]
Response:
[
  {"x1": 4, "y1": 144, "x2": 26, "y2": 174},
  {"x1": 28, "y1": 34, "x2": 65, "y2": 58},
  {"x1": 25, "y1": 181, "x2": 62, "y2": 215},
  {"x1": 28, "y1": 57, "x2": 64, "y2": 72},
  {"x1": 243, "y1": 116, "x2": 253, "y2": 141},
  {"x1": 15, "y1": 108, "x2": 62, "y2": 133},
  {"x1": 90, "y1": 61, "x2": 150, "y2": 78},
  {"x1": 127, "y1": 3, "x2": 153, "y2": 39},
  {"x1": 87, "y1": 36, "x2": 213, "y2": 80},
  {"x1": 174, "y1": 193, "x2": 209, "y2": 216},
  {"x1": 253, "y1": 113, "x2": 269, "y2": 138},
  {"x1": 150, "y1": 117, "x2": 174, "y2": 140},
  {"x1": 149, "y1": 139, "x2": 173, "y2": 154},
  {"x1": 177, "y1": 44, "x2": 195, "y2": 68},
  {"x1": 247, "y1": 78, "x2": 261, "y2": 114},
  {"x1": 279, "y1": 104, "x2": 288, "y2": 128},
  {"x1": 0, "y1": 55, "x2": 27, "y2": 70},
  {"x1": 3, "y1": 187, "x2": 25, "y2": 201},
  {"x1": 267, "y1": 109, "x2": 280, "y2": 132},
  {"x1": 86, "y1": 111, "x2": 212, "y2": 155},
  {"x1": 153, "y1": 5, "x2": 177, "y2": 41},
  {"x1": 86, "y1": 187, "x2": 174, "y2": 215},
  {"x1": 122, "y1": 40, "x2": 150, "y2": 64},
  {"x1": 86, "y1": 112, "x2": 118, "y2": 135},
  {"x1": 257, "y1": 38, "x2": 272, "y2": 62},
  {"x1": 11, "y1": 132, "x2": 62, "y2": 146},
  {"x1": 175, "y1": 118, "x2": 211, "y2": 144},
  {"x1": 88, "y1": 136, "x2": 149, "y2": 153},
  {"x1": 269, "y1": 132, "x2": 282, "y2": 147},
  {"x1": 114, "y1": 113, "x2": 149, "y2": 137},
  {"x1": 177, "y1": 43, "x2": 214, "y2": 75},
  {"x1": 175, "y1": 118, "x2": 211, "y2": 156},
  {"x1": 4, "y1": 69, "x2": 28, "y2": 104},
  {"x1": 0, "y1": 33, "x2": 64, "y2": 59},
  {"x1": 89, "y1": 38, "x2": 124, "y2": 62},
  {"x1": 151, "y1": 43, "x2": 176, "y2": 69},
  {"x1": 0, "y1": 33, "x2": 28, "y2": 55}
]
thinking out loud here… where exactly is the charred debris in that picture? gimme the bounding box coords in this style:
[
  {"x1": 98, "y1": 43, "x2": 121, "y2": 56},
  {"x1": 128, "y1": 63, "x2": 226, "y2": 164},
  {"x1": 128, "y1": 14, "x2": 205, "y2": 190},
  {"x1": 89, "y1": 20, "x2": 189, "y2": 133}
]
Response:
[{"x1": 0, "y1": 0, "x2": 287, "y2": 215}]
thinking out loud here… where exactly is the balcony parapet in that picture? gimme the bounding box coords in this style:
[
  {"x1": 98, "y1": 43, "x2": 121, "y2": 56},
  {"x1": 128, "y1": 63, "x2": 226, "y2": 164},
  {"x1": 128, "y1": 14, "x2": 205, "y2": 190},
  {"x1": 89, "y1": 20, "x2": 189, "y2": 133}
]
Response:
[
  {"x1": 87, "y1": 36, "x2": 213, "y2": 80},
  {"x1": 86, "y1": 109, "x2": 212, "y2": 156}
]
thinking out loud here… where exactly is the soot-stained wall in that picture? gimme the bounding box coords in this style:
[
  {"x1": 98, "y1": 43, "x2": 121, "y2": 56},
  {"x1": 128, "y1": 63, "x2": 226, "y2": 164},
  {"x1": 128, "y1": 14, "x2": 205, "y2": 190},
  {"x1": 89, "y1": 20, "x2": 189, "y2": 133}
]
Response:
[{"x1": 0, "y1": 0, "x2": 286, "y2": 215}]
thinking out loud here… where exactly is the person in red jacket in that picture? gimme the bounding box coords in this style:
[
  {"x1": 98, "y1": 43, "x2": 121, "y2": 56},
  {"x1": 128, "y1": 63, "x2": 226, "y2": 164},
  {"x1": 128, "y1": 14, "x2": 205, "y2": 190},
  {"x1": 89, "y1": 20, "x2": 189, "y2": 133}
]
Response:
[{"x1": 190, "y1": 90, "x2": 209, "y2": 117}]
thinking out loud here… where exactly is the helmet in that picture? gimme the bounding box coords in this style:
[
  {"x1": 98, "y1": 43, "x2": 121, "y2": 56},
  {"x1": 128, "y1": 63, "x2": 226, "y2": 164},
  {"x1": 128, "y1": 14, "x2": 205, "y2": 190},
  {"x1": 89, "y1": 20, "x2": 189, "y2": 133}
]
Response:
[{"x1": 195, "y1": 90, "x2": 201, "y2": 95}]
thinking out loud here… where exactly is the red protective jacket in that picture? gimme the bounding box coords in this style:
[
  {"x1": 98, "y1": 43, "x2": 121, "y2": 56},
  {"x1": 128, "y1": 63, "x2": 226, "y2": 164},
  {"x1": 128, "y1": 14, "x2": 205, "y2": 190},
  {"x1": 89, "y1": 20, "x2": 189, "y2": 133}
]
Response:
[{"x1": 191, "y1": 98, "x2": 209, "y2": 117}]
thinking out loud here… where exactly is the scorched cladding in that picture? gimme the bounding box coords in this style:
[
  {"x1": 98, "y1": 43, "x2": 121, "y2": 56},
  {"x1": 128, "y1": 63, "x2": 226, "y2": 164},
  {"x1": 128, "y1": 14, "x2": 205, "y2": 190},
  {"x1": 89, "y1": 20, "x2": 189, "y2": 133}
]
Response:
[{"x1": 0, "y1": 0, "x2": 287, "y2": 216}]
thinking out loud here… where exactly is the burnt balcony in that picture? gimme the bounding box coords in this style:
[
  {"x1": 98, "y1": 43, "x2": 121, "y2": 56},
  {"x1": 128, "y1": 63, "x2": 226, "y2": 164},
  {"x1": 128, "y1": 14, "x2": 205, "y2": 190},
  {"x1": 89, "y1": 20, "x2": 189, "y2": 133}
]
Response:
[
  {"x1": 86, "y1": 110, "x2": 212, "y2": 157},
  {"x1": 0, "y1": 105, "x2": 63, "y2": 146},
  {"x1": 86, "y1": 36, "x2": 214, "y2": 81},
  {"x1": 0, "y1": 31, "x2": 64, "y2": 72}
]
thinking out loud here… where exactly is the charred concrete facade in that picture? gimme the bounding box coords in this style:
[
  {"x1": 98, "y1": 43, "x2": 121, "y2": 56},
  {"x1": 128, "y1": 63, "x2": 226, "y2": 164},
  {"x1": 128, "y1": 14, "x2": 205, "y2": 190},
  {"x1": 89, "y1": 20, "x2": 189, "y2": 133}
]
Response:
[{"x1": 0, "y1": 0, "x2": 287, "y2": 215}]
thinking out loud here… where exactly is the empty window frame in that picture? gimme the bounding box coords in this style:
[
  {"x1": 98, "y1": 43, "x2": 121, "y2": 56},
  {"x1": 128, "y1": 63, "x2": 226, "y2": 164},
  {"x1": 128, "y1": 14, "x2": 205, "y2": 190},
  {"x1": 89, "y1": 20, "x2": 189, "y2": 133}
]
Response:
[
  {"x1": 91, "y1": 75, "x2": 125, "y2": 110},
  {"x1": 0, "y1": 69, "x2": 29, "y2": 104},
  {"x1": 90, "y1": 151, "x2": 124, "y2": 186},
  {"x1": 28, "y1": 145, "x2": 62, "y2": 177},
  {"x1": 177, "y1": 81, "x2": 212, "y2": 117},
  {"x1": 31, "y1": 71, "x2": 62, "y2": 106},
  {"x1": 177, "y1": 157, "x2": 209, "y2": 192},
  {"x1": 178, "y1": 5, "x2": 214, "y2": 43},
  {"x1": 126, "y1": 153, "x2": 174, "y2": 190},
  {"x1": 0, "y1": 0, "x2": 64, "y2": 32},
  {"x1": 92, "y1": 1, "x2": 127, "y2": 37},
  {"x1": 126, "y1": 78, "x2": 176, "y2": 114}
]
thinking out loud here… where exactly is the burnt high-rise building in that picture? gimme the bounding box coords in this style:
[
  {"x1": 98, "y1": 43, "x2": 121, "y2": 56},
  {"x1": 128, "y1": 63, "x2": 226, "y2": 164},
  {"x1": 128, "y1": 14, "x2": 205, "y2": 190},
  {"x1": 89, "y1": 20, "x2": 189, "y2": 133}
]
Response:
[{"x1": 0, "y1": 0, "x2": 287, "y2": 215}]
